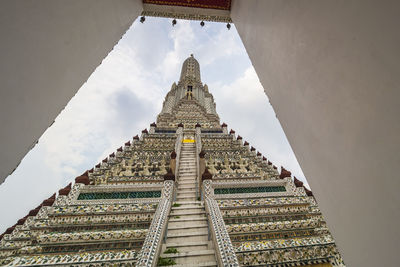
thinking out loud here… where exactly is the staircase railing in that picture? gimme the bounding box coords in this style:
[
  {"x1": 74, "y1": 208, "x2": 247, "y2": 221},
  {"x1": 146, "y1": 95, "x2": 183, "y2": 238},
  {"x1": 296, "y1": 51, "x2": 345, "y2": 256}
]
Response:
[
  {"x1": 195, "y1": 127, "x2": 202, "y2": 199},
  {"x1": 203, "y1": 179, "x2": 240, "y2": 267},
  {"x1": 136, "y1": 180, "x2": 175, "y2": 267},
  {"x1": 174, "y1": 127, "x2": 183, "y2": 178}
]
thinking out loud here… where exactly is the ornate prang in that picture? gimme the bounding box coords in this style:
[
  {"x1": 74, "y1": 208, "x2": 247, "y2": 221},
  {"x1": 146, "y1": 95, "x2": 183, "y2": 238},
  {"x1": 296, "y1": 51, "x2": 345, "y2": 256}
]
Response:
[{"x1": 0, "y1": 55, "x2": 344, "y2": 267}]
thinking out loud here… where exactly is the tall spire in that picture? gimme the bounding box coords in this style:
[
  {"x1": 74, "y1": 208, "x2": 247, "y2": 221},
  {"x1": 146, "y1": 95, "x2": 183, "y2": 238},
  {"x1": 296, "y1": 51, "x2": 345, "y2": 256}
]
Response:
[
  {"x1": 157, "y1": 55, "x2": 219, "y2": 128},
  {"x1": 179, "y1": 54, "x2": 201, "y2": 83}
]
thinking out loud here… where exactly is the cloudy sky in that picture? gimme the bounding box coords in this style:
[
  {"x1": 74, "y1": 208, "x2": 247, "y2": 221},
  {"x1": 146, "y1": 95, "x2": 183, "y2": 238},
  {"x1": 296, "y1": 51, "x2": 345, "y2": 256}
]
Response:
[{"x1": 0, "y1": 17, "x2": 307, "y2": 232}]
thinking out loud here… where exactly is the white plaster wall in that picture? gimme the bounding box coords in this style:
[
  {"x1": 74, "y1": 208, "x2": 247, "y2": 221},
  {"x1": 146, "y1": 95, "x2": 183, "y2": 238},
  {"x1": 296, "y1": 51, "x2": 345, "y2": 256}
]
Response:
[
  {"x1": 232, "y1": 1, "x2": 400, "y2": 266},
  {"x1": 0, "y1": 0, "x2": 142, "y2": 184}
]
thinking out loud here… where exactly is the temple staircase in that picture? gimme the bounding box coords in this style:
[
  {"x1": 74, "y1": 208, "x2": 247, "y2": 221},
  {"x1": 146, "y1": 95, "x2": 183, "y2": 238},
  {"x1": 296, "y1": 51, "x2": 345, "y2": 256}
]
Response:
[{"x1": 160, "y1": 142, "x2": 217, "y2": 266}]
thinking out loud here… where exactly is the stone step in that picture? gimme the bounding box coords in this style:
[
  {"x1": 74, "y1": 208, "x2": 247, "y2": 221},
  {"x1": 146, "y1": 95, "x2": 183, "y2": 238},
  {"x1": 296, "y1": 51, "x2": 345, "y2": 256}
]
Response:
[
  {"x1": 177, "y1": 185, "x2": 196, "y2": 189},
  {"x1": 178, "y1": 179, "x2": 196, "y2": 183},
  {"x1": 177, "y1": 186, "x2": 196, "y2": 190},
  {"x1": 175, "y1": 196, "x2": 197, "y2": 202},
  {"x1": 177, "y1": 179, "x2": 196, "y2": 183},
  {"x1": 168, "y1": 222, "x2": 208, "y2": 230},
  {"x1": 166, "y1": 230, "x2": 209, "y2": 243},
  {"x1": 177, "y1": 180, "x2": 196, "y2": 184},
  {"x1": 178, "y1": 184, "x2": 196, "y2": 188},
  {"x1": 172, "y1": 204, "x2": 202, "y2": 209},
  {"x1": 171, "y1": 205, "x2": 203, "y2": 210},
  {"x1": 178, "y1": 172, "x2": 197, "y2": 178},
  {"x1": 178, "y1": 174, "x2": 196, "y2": 178},
  {"x1": 178, "y1": 175, "x2": 196, "y2": 179},
  {"x1": 179, "y1": 171, "x2": 197, "y2": 174},
  {"x1": 168, "y1": 220, "x2": 207, "y2": 228},
  {"x1": 178, "y1": 180, "x2": 197, "y2": 185},
  {"x1": 168, "y1": 225, "x2": 208, "y2": 235},
  {"x1": 174, "y1": 200, "x2": 203, "y2": 205},
  {"x1": 176, "y1": 193, "x2": 197, "y2": 198},
  {"x1": 178, "y1": 181, "x2": 196, "y2": 184},
  {"x1": 177, "y1": 188, "x2": 196, "y2": 192},
  {"x1": 170, "y1": 209, "x2": 205, "y2": 216},
  {"x1": 173, "y1": 262, "x2": 217, "y2": 267},
  {"x1": 169, "y1": 210, "x2": 203, "y2": 218},
  {"x1": 179, "y1": 171, "x2": 196, "y2": 174},
  {"x1": 164, "y1": 240, "x2": 210, "y2": 253},
  {"x1": 177, "y1": 189, "x2": 196, "y2": 194},
  {"x1": 178, "y1": 185, "x2": 196, "y2": 190},
  {"x1": 175, "y1": 194, "x2": 197, "y2": 199},
  {"x1": 167, "y1": 236, "x2": 208, "y2": 246},
  {"x1": 168, "y1": 216, "x2": 206, "y2": 222},
  {"x1": 160, "y1": 250, "x2": 216, "y2": 265},
  {"x1": 176, "y1": 193, "x2": 196, "y2": 198}
]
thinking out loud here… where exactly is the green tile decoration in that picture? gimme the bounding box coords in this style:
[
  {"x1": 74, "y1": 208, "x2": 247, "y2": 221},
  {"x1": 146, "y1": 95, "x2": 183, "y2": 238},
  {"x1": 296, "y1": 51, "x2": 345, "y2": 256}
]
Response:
[
  {"x1": 77, "y1": 191, "x2": 162, "y2": 200},
  {"x1": 214, "y1": 186, "x2": 286, "y2": 195}
]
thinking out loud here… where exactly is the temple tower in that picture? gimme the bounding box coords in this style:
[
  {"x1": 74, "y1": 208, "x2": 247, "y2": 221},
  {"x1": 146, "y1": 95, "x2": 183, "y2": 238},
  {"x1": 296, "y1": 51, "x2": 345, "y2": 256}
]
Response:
[{"x1": 0, "y1": 56, "x2": 344, "y2": 266}]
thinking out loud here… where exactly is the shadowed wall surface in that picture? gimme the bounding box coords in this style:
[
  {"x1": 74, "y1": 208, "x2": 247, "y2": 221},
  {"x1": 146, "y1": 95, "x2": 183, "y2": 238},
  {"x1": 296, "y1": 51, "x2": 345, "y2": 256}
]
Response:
[
  {"x1": 0, "y1": 0, "x2": 142, "y2": 184},
  {"x1": 232, "y1": 1, "x2": 400, "y2": 266}
]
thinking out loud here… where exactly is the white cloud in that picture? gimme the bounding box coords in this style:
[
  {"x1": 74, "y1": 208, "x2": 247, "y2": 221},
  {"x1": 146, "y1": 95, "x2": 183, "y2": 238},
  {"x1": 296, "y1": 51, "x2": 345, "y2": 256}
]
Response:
[{"x1": 211, "y1": 66, "x2": 308, "y2": 187}]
